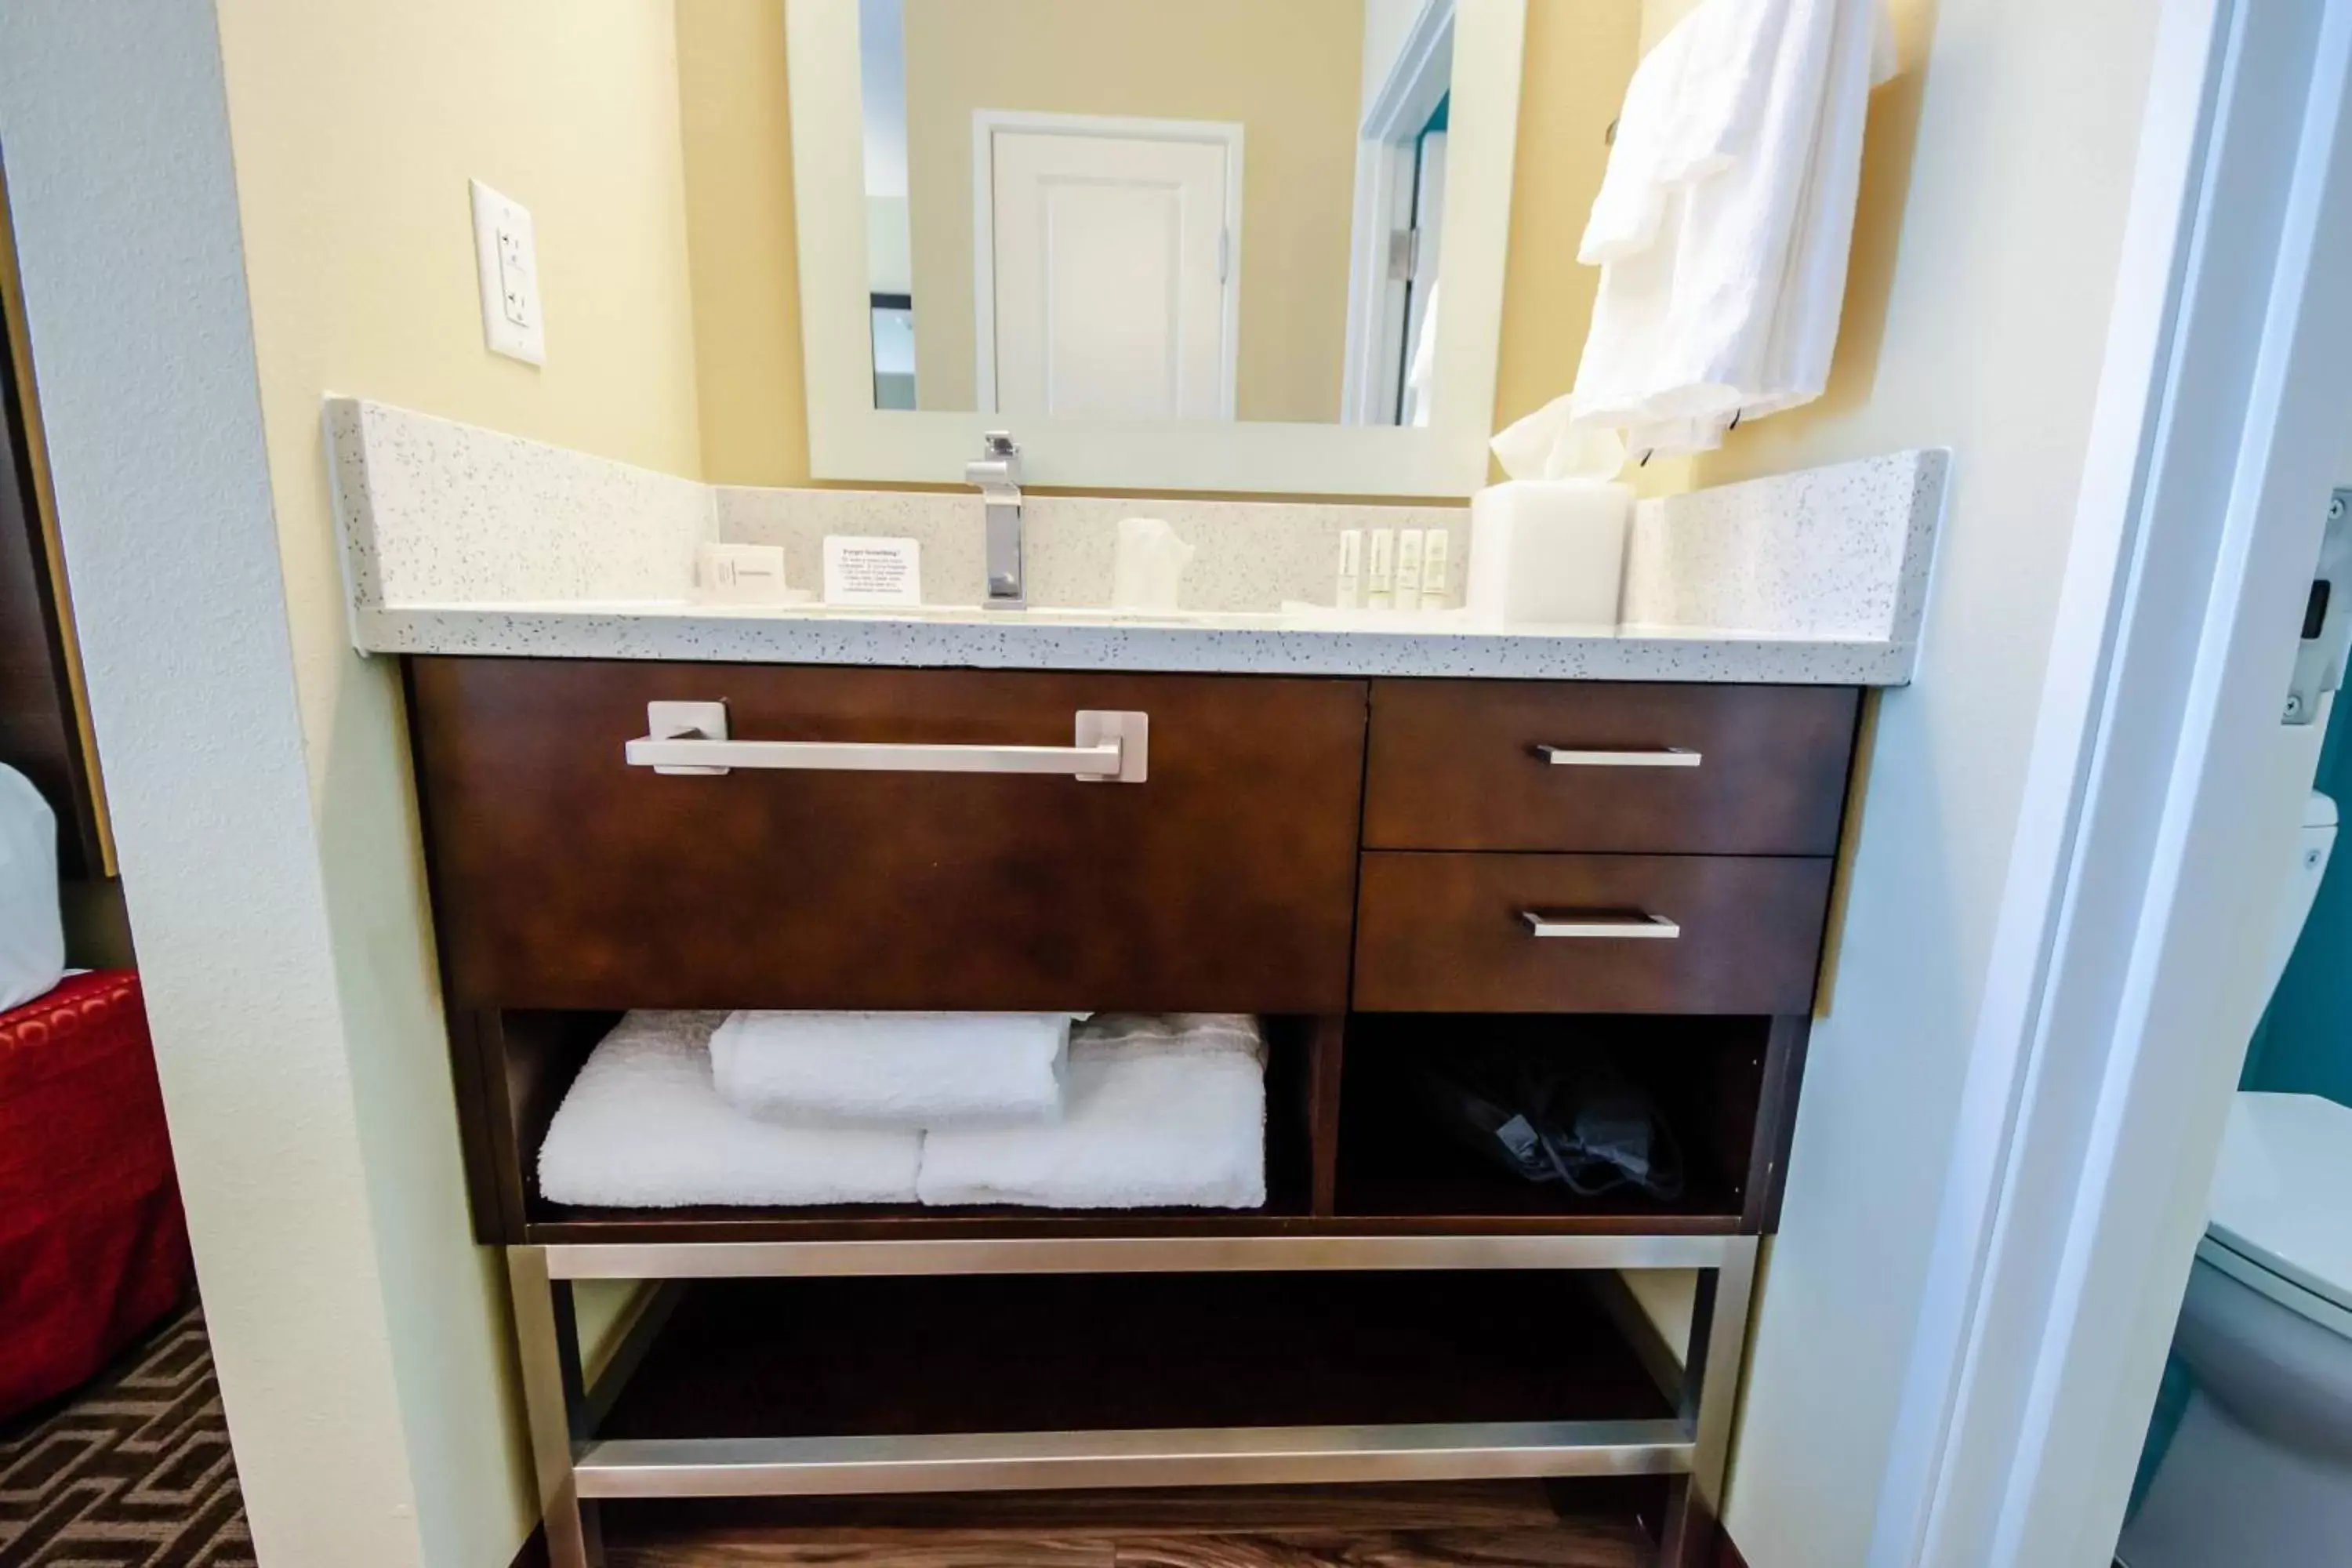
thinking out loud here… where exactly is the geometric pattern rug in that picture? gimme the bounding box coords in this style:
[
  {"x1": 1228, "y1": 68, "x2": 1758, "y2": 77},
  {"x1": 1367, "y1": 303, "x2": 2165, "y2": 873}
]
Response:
[{"x1": 0, "y1": 1305, "x2": 256, "y2": 1567}]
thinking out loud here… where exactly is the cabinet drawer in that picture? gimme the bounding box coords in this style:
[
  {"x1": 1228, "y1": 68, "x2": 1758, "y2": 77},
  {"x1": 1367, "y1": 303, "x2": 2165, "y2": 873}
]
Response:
[
  {"x1": 1353, "y1": 852, "x2": 1834, "y2": 1013},
  {"x1": 409, "y1": 660, "x2": 1367, "y2": 1011},
  {"x1": 1363, "y1": 681, "x2": 1859, "y2": 854}
]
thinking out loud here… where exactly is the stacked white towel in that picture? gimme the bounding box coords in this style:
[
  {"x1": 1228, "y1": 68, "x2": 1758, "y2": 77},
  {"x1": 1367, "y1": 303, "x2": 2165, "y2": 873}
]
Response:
[
  {"x1": 537, "y1": 1012, "x2": 923, "y2": 1208},
  {"x1": 538, "y1": 1011, "x2": 1269, "y2": 1211},
  {"x1": 710, "y1": 1010, "x2": 1076, "y2": 1127},
  {"x1": 1497, "y1": 0, "x2": 1896, "y2": 464},
  {"x1": 917, "y1": 1014, "x2": 1268, "y2": 1210}
]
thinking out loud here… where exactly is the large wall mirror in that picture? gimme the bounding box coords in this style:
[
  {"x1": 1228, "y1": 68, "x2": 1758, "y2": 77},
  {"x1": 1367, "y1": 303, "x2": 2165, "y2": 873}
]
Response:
[{"x1": 789, "y1": 0, "x2": 1528, "y2": 495}]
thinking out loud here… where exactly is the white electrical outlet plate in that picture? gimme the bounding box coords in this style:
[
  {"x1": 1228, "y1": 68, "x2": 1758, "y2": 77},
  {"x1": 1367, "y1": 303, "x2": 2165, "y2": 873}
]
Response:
[{"x1": 469, "y1": 179, "x2": 544, "y2": 365}]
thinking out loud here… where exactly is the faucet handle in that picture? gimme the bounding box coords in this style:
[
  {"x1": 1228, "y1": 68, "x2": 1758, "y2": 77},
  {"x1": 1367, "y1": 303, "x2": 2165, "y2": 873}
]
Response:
[{"x1": 967, "y1": 430, "x2": 1021, "y2": 488}]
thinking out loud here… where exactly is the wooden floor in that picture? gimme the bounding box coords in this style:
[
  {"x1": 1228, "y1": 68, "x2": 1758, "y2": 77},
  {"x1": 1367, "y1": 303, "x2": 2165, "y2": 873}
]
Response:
[{"x1": 599, "y1": 1481, "x2": 1664, "y2": 1566}]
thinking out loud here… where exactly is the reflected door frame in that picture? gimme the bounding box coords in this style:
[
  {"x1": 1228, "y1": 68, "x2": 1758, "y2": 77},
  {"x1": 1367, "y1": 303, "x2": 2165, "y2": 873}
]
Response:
[
  {"x1": 971, "y1": 110, "x2": 1243, "y2": 423},
  {"x1": 1341, "y1": 0, "x2": 1456, "y2": 427}
]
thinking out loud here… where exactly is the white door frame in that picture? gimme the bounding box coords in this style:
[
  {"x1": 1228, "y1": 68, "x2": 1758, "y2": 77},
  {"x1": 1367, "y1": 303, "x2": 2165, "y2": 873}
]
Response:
[
  {"x1": 969, "y1": 109, "x2": 1244, "y2": 420},
  {"x1": 1871, "y1": 0, "x2": 2352, "y2": 1563}
]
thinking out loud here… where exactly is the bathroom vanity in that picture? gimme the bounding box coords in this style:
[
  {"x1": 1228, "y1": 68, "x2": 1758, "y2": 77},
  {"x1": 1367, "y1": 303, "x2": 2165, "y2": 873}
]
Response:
[
  {"x1": 329, "y1": 390, "x2": 1944, "y2": 1568},
  {"x1": 414, "y1": 659, "x2": 1846, "y2": 1563}
]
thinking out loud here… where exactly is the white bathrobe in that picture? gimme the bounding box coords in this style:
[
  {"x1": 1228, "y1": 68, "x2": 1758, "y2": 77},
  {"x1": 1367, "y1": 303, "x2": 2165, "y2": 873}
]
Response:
[{"x1": 1501, "y1": 0, "x2": 1896, "y2": 465}]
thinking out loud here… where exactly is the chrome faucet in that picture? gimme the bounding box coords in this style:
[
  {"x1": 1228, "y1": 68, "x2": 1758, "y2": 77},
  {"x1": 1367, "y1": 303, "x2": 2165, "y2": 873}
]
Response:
[{"x1": 967, "y1": 431, "x2": 1024, "y2": 609}]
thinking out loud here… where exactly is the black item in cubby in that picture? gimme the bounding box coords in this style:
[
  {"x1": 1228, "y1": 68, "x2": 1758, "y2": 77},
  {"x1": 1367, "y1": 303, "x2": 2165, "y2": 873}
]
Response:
[
  {"x1": 1414, "y1": 1045, "x2": 1686, "y2": 1200},
  {"x1": 1335, "y1": 1014, "x2": 1772, "y2": 1224}
]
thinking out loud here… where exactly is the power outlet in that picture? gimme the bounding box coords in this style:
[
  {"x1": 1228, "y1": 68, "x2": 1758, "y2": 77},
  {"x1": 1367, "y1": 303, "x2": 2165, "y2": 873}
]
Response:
[{"x1": 469, "y1": 180, "x2": 544, "y2": 365}]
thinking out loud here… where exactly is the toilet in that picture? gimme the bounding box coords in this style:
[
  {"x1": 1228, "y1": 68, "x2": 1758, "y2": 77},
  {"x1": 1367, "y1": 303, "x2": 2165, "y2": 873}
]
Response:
[{"x1": 2119, "y1": 792, "x2": 2347, "y2": 1568}]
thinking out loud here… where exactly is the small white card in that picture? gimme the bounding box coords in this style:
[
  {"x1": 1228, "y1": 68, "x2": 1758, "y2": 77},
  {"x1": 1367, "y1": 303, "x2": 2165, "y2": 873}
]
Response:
[
  {"x1": 822, "y1": 535, "x2": 922, "y2": 606},
  {"x1": 695, "y1": 542, "x2": 789, "y2": 604}
]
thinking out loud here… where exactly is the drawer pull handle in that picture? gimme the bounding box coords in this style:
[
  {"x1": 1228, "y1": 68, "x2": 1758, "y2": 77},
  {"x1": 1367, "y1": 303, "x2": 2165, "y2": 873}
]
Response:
[
  {"x1": 1520, "y1": 910, "x2": 1682, "y2": 940},
  {"x1": 1534, "y1": 746, "x2": 1702, "y2": 768},
  {"x1": 625, "y1": 701, "x2": 1149, "y2": 782}
]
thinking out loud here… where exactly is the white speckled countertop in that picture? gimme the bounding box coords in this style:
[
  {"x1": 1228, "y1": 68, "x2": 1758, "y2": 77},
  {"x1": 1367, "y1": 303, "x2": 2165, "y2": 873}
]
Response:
[{"x1": 328, "y1": 399, "x2": 1947, "y2": 685}]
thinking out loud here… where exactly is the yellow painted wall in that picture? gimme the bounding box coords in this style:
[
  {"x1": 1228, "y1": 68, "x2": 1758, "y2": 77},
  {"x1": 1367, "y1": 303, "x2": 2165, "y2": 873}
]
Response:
[
  {"x1": 1488, "y1": 0, "x2": 1644, "y2": 456},
  {"x1": 898, "y1": 0, "x2": 1362, "y2": 422},
  {"x1": 1641, "y1": 0, "x2": 1706, "y2": 53},
  {"x1": 207, "y1": 1, "x2": 703, "y2": 1561},
  {"x1": 681, "y1": 0, "x2": 1644, "y2": 488}
]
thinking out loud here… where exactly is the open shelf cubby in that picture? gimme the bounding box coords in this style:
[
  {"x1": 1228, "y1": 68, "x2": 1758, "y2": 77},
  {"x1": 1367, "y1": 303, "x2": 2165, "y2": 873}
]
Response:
[
  {"x1": 1331, "y1": 1013, "x2": 1774, "y2": 1232},
  {"x1": 466, "y1": 1008, "x2": 1794, "y2": 1243}
]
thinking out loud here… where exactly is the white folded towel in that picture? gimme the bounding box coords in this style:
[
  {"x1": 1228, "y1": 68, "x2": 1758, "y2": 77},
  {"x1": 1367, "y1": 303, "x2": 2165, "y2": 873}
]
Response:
[
  {"x1": 710, "y1": 1011, "x2": 1076, "y2": 1127},
  {"x1": 538, "y1": 1012, "x2": 922, "y2": 1208},
  {"x1": 916, "y1": 1014, "x2": 1267, "y2": 1210}
]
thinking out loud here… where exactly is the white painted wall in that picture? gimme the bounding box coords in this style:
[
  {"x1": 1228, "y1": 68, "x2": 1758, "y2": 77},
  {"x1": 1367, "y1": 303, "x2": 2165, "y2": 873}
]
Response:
[
  {"x1": 2, "y1": 4, "x2": 705, "y2": 1564},
  {"x1": 0, "y1": 8, "x2": 468, "y2": 1565},
  {"x1": 1673, "y1": 0, "x2": 2171, "y2": 1563}
]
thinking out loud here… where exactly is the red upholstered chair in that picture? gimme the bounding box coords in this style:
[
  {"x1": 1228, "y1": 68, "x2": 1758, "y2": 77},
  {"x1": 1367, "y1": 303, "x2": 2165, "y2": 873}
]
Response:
[{"x1": 0, "y1": 971, "x2": 194, "y2": 1419}]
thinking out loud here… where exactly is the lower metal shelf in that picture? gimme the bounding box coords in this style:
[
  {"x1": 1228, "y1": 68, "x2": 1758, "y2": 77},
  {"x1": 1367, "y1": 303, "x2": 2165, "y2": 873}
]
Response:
[
  {"x1": 575, "y1": 1418, "x2": 1694, "y2": 1499},
  {"x1": 543, "y1": 1230, "x2": 1745, "y2": 1279},
  {"x1": 509, "y1": 1233, "x2": 1758, "y2": 1568}
]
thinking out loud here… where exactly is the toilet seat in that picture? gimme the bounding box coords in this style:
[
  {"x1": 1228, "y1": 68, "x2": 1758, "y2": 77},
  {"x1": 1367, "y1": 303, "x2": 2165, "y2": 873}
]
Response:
[
  {"x1": 2196, "y1": 1235, "x2": 2352, "y2": 1343},
  {"x1": 2204, "y1": 1094, "x2": 2352, "y2": 1331}
]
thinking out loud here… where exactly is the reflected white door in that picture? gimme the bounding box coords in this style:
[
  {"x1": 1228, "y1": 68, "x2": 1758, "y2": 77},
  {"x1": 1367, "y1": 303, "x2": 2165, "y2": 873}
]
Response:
[{"x1": 980, "y1": 118, "x2": 1239, "y2": 421}]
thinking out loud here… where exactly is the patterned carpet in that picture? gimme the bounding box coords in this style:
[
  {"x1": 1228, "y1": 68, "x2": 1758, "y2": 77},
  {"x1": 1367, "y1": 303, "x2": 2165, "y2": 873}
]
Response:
[{"x1": 0, "y1": 1305, "x2": 255, "y2": 1567}]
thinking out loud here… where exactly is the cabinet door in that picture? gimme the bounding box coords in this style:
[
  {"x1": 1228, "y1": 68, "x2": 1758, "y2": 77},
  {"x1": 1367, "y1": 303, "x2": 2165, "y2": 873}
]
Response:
[{"x1": 410, "y1": 660, "x2": 1366, "y2": 1011}]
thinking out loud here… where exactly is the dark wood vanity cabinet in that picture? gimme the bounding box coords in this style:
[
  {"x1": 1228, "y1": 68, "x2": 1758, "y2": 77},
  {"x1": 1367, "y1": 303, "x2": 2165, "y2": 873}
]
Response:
[{"x1": 406, "y1": 657, "x2": 1861, "y2": 1247}]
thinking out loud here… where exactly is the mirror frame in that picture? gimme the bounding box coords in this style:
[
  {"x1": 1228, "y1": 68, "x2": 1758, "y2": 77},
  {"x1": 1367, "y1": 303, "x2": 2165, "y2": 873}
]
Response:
[{"x1": 786, "y1": 0, "x2": 1526, "y2": 496}]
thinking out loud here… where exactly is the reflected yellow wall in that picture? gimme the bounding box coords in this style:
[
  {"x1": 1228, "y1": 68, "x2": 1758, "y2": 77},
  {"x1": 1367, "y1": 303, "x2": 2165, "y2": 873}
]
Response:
[
  {"x1": 900, "y1": 0, "x2": 1363, "y2": 422},
  {"x1": 679, "y1": 0, "x2": 812, "y2": 487},
  {"x1": 680, "y1": 0, "x2": 1646, "y2": 489}
]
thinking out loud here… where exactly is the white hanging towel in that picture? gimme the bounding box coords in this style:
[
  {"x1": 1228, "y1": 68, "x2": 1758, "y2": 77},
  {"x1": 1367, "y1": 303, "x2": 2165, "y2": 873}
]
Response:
[
  {"x1": 1497, "y1": 0, "x2": 1894, "y2": 465},
  {"x1": 0, "y1": 765, "x2": 63, "y2": 1013}
]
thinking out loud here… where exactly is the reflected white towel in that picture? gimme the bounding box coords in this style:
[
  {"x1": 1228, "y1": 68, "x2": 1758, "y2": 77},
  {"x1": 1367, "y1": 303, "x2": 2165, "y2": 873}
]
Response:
[
  {"x1": 710, "y1": 1011, "x2": 1075, "y2": 1127},
  {"x1": 916, "y1": 1014, "x2": 1267, "y2": 1210},
  {"x1": 0, "y1": 766, "x2": 62, "y2": 1013},
  {"x1": 1534, "y1": 0, "x2": 1894, "y2": 457},
  {"x1": 539, "y1": 1012, "x2": 922, "y2": 1208}
]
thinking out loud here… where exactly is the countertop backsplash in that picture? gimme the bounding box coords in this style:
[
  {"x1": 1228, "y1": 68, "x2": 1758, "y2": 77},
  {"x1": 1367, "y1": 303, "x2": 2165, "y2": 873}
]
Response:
[{"x1": 326, "y1": 396, "x2": 1947, "y2": 684}]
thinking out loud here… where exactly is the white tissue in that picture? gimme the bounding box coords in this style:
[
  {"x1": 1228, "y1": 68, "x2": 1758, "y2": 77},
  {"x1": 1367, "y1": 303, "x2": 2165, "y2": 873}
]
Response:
[{"x1": 1490, "y1": 411, "x2": 1629, "y2": 484}]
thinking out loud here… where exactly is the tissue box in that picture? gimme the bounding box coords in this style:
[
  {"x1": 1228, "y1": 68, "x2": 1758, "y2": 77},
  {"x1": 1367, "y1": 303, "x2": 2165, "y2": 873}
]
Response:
[{"x1": 1465, "y1": 480, "x2": 1633, "y2": 628}]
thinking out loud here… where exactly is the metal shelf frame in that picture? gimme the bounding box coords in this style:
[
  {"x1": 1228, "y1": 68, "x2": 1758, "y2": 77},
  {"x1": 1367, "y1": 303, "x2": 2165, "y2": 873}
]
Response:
[{"x1": 507, "y1": 1230, "x2": 1759, "y2": 1568}]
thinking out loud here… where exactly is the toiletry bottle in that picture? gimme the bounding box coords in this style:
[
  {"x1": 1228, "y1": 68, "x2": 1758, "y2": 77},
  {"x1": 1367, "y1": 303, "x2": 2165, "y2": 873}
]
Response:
[
  {"x1": 1395, "y1": 529, "x2": 1424, "y2": 610},
  {"x1": 1420, "y1": 529, "x2": 1450, "y2": 612},
  {"x1": 1368, "y1": 528, "x2": 1396, "y2": 610},
  {"x1": 1336, "y1": 529, "x2": 1363, "y2": 611}
]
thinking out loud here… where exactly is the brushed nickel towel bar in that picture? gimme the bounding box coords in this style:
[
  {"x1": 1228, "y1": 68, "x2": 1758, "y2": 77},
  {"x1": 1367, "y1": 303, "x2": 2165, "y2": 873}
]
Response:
[{"x1": 626, "y1": 701, "x2": 1149, "y2": 782}]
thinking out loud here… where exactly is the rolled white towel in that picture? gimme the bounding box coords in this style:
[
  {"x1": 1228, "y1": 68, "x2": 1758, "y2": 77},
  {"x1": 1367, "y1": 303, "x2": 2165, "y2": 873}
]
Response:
[
  {"x1": 916, "y1": 1014, "x2": 1266, "y2": 1210},
  {"x1": 710, "y1": 1011, "x2": 1076, "y2": 1127},
  {"x1": 539, "y1": 1011, "x2": 922, "y2": 1208}
]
